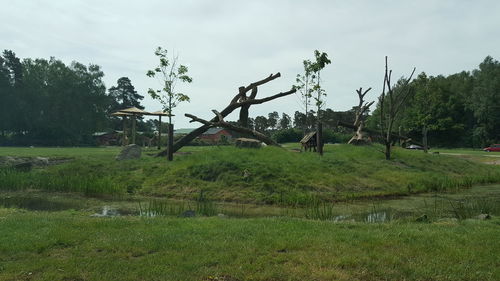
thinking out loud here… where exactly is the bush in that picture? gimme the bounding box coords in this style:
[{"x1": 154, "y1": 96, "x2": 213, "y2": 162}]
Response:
[{"x1": 272, "y1": 128, "x2": 303, "y2": 143}]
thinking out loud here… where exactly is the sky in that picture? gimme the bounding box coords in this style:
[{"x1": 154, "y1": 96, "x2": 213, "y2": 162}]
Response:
[{"x1": 1, "y1": 0, "x2": 499, "y2": 128}]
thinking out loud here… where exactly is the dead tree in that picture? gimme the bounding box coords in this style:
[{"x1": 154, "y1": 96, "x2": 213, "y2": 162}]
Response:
[
  {"x1": 156, "y1": 73, "x2": 295, "y2": 157},
  {"x1": 348, "y1": 87, "x2": 374, "y2": 145},
  {"x1": 379, "y1": 56, "x2": 416, "y2": 160},
  {"x1": 186, "y1": 110, "x2": 279, "y2": 146}
]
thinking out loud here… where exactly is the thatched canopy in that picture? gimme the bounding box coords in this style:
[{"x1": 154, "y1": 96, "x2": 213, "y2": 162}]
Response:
[
  {"x1": 111, "y1": 111, "x2": 133, "y2": 117},
  {"x1": 300, "y1": 132, "x2": 317, "y2": 143},
  {"x1": 144, "y1": 110, "x2": 174, "y2": 117},
  {"x1": 118, "y1": 107, "x2": 149, "y2": 115}
]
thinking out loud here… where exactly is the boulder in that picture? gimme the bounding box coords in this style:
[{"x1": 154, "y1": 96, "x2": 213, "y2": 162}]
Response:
[
  {"x1": 13, "y1": 162, "x2": 33, "y2": 172},
  {"x1": 33, "y1": 157, "x2": 49, "y2": 166},
  {"x1": 235, "y1": 138, "x2": 262, "y2": 148},
  {"x1": 116, "y1": 144, "x2": 142, "y2": 161},
  {"x1": 476, "y1": 214, "x2": 491, "y2": 220},
  {"x1": 180, "y1": 210, "x2": 196, "y2": 217}
]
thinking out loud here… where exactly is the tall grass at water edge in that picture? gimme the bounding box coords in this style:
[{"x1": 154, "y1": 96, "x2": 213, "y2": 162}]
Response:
[{"x1": 0, "y1": 168, "x2": 121, "y2": 196}]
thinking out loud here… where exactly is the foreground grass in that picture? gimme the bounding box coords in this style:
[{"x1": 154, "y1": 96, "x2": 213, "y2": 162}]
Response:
[
  {"x1": 1, "y1": 145, "x2": 500, "y2": 203},
  {"x1": 0, "y1": 209, "x2": 498, "y2": 281}
]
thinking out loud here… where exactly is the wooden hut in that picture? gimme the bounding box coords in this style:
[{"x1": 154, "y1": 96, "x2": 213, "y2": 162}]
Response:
[{"x1": 300, "y1": 132, "x2": 317, "y2": 152}]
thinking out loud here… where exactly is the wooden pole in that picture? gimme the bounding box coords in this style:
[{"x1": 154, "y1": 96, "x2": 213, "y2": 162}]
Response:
[
  {"x1": 317, "y1": 122, "x2": 323, "y2": 156},
  {"x1": 423, "y1": 125, "x2": 428, "y2": 153},
  {"x1": 122, "y1": 116, "x2": 127, "y2": 146},
  {"x1": 132, "y1": 114, "x2": 136, "y2": 144},
  {"x1": 167, "y1": 123, "x2": 174, "y2": 161},
  {"x1": 158, "y1": 115, "x2": 162, "y2": 150}
]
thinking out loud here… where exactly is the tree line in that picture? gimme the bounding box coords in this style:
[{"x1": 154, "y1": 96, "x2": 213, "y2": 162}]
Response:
[
  {"x1": 367, "y1": 56, "x2": 500, "y2": 148},
  {"x1": 0, "y1": 50, "x2": 153, "y2": 146},
  {"x1": 1, "y1": 49, "x2": 498, "y2": 147}
]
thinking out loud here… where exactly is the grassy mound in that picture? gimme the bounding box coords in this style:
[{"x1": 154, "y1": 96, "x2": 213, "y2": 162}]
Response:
[{"x1": 1, "y1": 145, "x2": 499, "y2": 204}]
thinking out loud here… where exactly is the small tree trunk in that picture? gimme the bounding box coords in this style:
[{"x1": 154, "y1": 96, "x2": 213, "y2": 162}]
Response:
[
  {"x1": 423, "y1": 125, "x2": 428, "y2": 153},
  {"x1": 158, "y1": 115, "x2": 162, "y2": 150},
  {"x1": 167, "y1": 123, "x2": 174, "y2": 161},
  {"x1": 317, "y1": 122, "x2": 323, "y2": 156},
  {"x1": 385, "y1": 142, "x2": 391, "y2": 160},
  {"x1": 132, "y1": 115, "x2": 136, "y2": 144}
]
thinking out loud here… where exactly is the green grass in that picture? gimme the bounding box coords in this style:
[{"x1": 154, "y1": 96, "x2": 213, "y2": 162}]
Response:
[
  {"x1": 1, "y1": 145, "x2": 500, "y2": 204},
  {"x1": 0, "y1": 209, "x2": 498, "y2": 281}
]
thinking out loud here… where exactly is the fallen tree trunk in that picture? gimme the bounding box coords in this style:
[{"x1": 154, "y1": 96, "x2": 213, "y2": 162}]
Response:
[
  {"x1": 157, "y1": 73, "x2": 295, "y2": 157},
  {"x1": 337, "y1": 121, "x2": 424, "y2": 147},
  {"x1": 186, "y1": 110, "x2": 280, "y2": 147}
]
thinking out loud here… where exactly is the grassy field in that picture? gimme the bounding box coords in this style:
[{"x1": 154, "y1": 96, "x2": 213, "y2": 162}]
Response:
[
  {"x1": 1, "y1": 145, "x2": 500, "y2": 280},
  {"x1": 1, "y1": 144, "x2": 500, "y2": 204},
  {"x1": 0, "y1": 209, "x2": 499, "y2": 281}
]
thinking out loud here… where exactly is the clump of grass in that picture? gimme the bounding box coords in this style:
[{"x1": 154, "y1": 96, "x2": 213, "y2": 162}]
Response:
[
  {"x1": 138, "y1": 200, "x2": 187, "y2": 217},
  {"x1": 0, "y1": 168, "x2": 122, "y2": 196},
  {"x1": 448, "y1": 197, "x2": 499, "y2": 220},
  {"x1": 138, "y1": 191, "x2": 219, "y2": 217}
]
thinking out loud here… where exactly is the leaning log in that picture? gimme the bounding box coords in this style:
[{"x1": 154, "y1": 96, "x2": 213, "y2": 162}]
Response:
[
  {"x1": 156, "y1": 73, "x2": 295, "y2": 157},
  {"x1": 185, "y1": 110, "x2": 280, "y2": 147}
]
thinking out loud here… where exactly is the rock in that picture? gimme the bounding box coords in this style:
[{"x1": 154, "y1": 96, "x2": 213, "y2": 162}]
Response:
[
  {"x1": 235, "y1": 138, "x2": 262, "y2": 148},
  {"x1": 91, "y1": 206, "x2": 120, "y2": 217},
  {"x1": 476, "y1": 214, "x2": 491, "y2": 220},
  {"x1": 33, "y1": 157, "x2": 49, "y2": 166},
  {"x1": 217, "y1": 213, "x2": 227, "y2": 218},
  {"x1": 13, "y1": 162, "x2": 33, "y2": 172},
  {"x1": 180, "y1": 210, "x2": 196, "y2": 217},
  {"x1": 415, "y1": 214, "x2": 429, "y2": 222},
  {"x1": 116, "y1": 144, "x2": 142, "y2": 161}
]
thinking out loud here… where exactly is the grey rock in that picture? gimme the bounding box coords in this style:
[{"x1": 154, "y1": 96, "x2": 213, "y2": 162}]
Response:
[
  {"x1": 13, "y1": 162, "x2": 33, "y2": 172},
  {"x1": 415, "y1": 214, "x2": 429, "y2": 222},
  {"x1": 116, "y1": 144, "x2": 142, "y2": 161},
  {"x1": 91, "y1": 206, "x2": 120, "y2": 217},
  {"x1": 476, "y1": 214, "x2": 491, "y2": 220},
  {"x1": 180, "y1": 210, "x2": 196, "y2": 217},
  {"x1": 33, "y1": 157, "x2": 49, "y2": 166}
]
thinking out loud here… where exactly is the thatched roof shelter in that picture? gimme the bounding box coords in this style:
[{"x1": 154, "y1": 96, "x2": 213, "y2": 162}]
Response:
[
  {"x1": 144, "y1": 110, "x2": 174, "y2": 117},
  {"x1": 300, "y1": 132, "x2": 317, "y2": 144},
  {"x1": 111, "y1": 111, "x2": 133, "y2": 117},
  {"x1": 118, "y1": 107, "x2": 149, "y2": 115}
]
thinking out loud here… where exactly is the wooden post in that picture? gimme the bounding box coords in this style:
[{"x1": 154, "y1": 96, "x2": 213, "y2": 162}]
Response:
[
  {"x1": 132, "y1": 115, "x2": 136, "y2": 144},
  {"x1": 122, "y1": 116, "x2": 127, "y2": 146},
  {"x1": 158, "y1": 115, "x2": 162, "y2": 150},
  {"x1": 167, "y1": 123, "x2": 174, "y2": 161},
  {"x1": 423, "y1": 125, "x2": 428, "y2": 153},
  {"x1": 398, "y1": 126, "x2": 402, "y2": 146},
  {"x1": 317, "y1": 122, "x2": 323, "y2": 156}
]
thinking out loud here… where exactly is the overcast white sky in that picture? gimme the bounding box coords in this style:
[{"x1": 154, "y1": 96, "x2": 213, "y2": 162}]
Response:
[{"x1": 1, "y1": 0, "x2": 499, "y2": 128}]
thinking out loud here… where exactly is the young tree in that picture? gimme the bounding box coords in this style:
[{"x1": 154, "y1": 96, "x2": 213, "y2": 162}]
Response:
[
  {"x1": 378, "y1": 56, "x2": 416, "y2": 160},
  {"x1": 146, "y1": 46, "x2": 193, "y2": 124},
  {"x1": 295, "y1": 59, "x2": 315, "y2": 130},
  {"x1": 310, "y1": 50, "x2": 332, "y2": 122}
]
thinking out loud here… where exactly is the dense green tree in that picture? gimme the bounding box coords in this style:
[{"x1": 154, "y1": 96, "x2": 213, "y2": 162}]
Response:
[
  {"x1": 254, "y1": 115, "x2": 268, "y2": 133},
  {"x1": 279, "y1": 113, "x2": 292, "y2": 130},
  {"x1": 108, "y1": 77, "x2": 144, "y2": 112},
  {"x1": 267, "y1": 111, "x2": 279, "y2": 130},
  {"x1": 468, "y1": 56, "x2": 500, "y2": 145}
]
